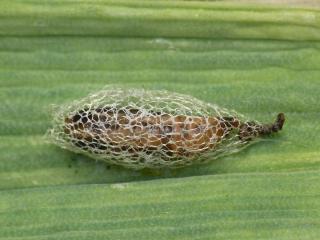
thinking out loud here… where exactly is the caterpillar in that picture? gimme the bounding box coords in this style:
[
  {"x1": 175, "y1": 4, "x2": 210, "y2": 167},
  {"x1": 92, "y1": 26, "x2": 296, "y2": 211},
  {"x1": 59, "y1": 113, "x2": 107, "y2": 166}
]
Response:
[{"x1": 47, "y1": 89, "x2": 285, "y2": 169}]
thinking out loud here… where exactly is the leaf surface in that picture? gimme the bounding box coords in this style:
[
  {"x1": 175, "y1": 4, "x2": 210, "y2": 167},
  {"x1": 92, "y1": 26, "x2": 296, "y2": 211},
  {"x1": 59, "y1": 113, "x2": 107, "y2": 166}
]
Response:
[{"x1": 0, "y1": 1, "x2": 319, "y2": 239}]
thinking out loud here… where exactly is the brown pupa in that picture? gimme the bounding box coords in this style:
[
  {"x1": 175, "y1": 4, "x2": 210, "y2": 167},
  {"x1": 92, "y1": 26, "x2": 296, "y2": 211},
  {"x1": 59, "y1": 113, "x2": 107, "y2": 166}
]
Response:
[{"x1": 48, "y1": 89, "x2": 285, "y2": 169}]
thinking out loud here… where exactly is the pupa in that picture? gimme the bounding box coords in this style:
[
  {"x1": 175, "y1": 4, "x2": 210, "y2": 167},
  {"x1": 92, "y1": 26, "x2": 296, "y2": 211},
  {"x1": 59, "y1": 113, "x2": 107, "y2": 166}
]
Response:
[{"x1": 47, "y1": 89, "x2": 285, "y2": 169}]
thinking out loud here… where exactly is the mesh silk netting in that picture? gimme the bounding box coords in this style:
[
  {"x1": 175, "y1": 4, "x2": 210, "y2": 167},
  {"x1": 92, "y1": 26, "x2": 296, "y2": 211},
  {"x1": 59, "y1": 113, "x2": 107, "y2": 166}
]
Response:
[{"x1": 48, "y1": 89, "x2": 259, "y2": 169}]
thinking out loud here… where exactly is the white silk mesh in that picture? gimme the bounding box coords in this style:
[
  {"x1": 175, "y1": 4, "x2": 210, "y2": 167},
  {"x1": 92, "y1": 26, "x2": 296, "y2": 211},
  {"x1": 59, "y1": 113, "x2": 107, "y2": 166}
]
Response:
[{"x1": 47, "y1": 89, "x2": 257, "y2": 169}]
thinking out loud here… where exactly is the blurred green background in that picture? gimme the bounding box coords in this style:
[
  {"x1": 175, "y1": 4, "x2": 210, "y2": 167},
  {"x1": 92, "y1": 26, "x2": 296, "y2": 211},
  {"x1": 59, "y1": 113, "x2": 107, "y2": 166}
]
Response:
[{"x1": 0, "y1": 1, "x2": 319, "y2": 239}]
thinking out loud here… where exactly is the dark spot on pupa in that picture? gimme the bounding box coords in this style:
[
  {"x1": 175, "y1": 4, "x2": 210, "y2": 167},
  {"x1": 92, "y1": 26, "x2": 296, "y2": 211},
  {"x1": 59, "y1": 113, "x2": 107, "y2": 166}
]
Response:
[
  {"x1": 133, "y1": 126, "x2": 142, "y2": 132},
  {"x1": 93, "y1": 114, "x2": 99, "y2": 122},
  {"x1": 89, "y1": 142, "x2": 99, "y2": 149},
  {"x1": 75, "y1": 141, "x2": 86, "y2": 148},
  {"x1": 65, "y1": 117, "x2": 72, "y2": 124},
  {"x1": 98, "y1": 145, "x2": 108, "y2": 150},
  {"x1": 216, "y1": 128, "x2": 224, "y2": 137},
  {"x1": 150, "y1": 110, "x2": 162, "y2": 116},
  {"x1": 129, "y1": 109, "x2": 139, "y2": 114},
  {"x1": 64, "y1": 127, "x2": 70, "y2": 134},
  {"x1": 161, "y1": 136, "x2": 170, "y2": 144},
  {"x1": 90, "y1": 123, "x2": 102, "y2": 133},
  {"x1": 119, "y1": 116, "x2": 129, "y2": 124},
  {"x1": 84, "y1": 135, "x2": 93, "y2": 142},
  {"x1": 99, "y1": 114, "x2": 107, "y2": 122},
  {"x1": 233, "y1": 120, "x2": 240, "y2": 128},
  {"x1": 82, "y1": 117, "x2": 88, "y2": 124},
  {"x1": 78, "y1": 122, "x2": 84, "y2": 130},
  {"x1": 113, "y1": 147, "x2": 121, "y2": 153},
  {"x1": 128, "y1": 148, "x2": 136, "y2": 154},
  {"x1": 163, "y1": 125, "x2": 173, "y2": 134},
  {"x1": 118, "y1": 109, "x2": 126, "y2": 115},
  {"x1": 166, "y1": 151, "x2": 174, "y2": 157},
  {"x1": 121, "y1": 146, "x2": 129, "y2": 151},
  {"x1": 145, "y1": 150, "x2": 153, "y2": 155},
  {"x1": 102, "y1": 107, "x2": 112, "y2": 112},
  {"x1": 72, "y1": 114, "x2": 81, "y2": 122},
  {"x1": 79, "y1": 109, "x2": 86, "y2": 114}
]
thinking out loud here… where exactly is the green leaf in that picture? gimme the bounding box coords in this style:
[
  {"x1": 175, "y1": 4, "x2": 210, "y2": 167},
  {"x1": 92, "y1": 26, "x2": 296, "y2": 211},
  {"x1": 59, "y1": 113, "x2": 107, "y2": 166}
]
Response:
[{"x1": 0, "y1": 0, "x2": 319, "y2": 239}]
